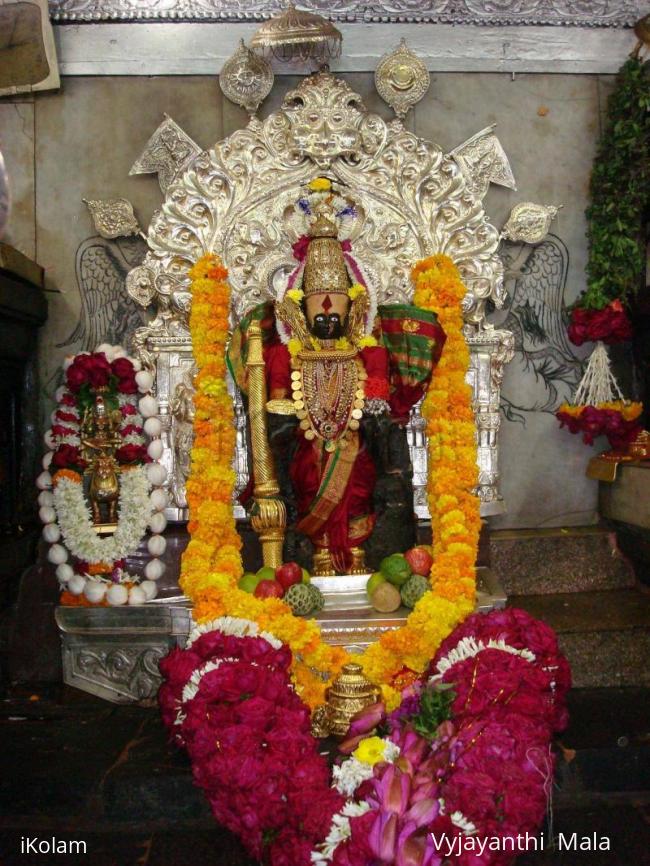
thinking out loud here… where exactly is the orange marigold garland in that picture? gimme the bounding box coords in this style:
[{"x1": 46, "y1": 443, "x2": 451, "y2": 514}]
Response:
[
  {"x1": 412, "y1": 254, "x2": 480, "y2": 602},
  {"x1": 182, "y1": 253, "x2": 479, "y2": 710}
]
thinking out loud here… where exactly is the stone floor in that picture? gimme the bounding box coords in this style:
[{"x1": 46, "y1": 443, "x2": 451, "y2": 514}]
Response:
[{"x1": 1, "y1": 684, "x2": 649, "y2": 866}]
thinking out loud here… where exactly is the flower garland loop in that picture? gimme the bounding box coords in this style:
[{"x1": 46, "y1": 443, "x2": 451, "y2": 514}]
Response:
[
  {"x1": 159, "y1": 608, "x2": 570, "y2": 866},
  {"x1": 36, "y1": 344, "x2": 168, "y2": 606},
  {"x1": 180, "y1": 253, "x2": 478, "y2": 709}
]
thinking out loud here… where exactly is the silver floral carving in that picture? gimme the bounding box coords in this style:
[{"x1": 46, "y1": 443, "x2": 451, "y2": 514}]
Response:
[
  {"x1": 451, "y1": 125, "x2": 517, "y2": 201},
  {"x1": 219, "y1": 39, "x2": 274, "y2": 117},
  {"x1": 375, "y1": 39, "x2": 430, "y2": 120},
  {"x1": 83, "y1": 197, "x2": 142, "y2": 239},
  {"x1": 501, "y1": 201, "x2": 561, "y2": 243},
  {"x1": 129, "y1": 114, "x2": 201, "y2": 193},
  {"x1": 48, "y1": 0, "x2": 642, "y2": 27}
]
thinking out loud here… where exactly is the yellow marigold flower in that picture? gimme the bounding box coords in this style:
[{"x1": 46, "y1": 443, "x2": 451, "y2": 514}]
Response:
[
  {"x1": 334, "y1": 337, "x2": 351, "y2": 350},
  {"x1": 357, "y1": 335, "x2": 378, "y2": 348},
  {"x1": 308, "y1": 177, "x2": 331, "y2": 192},
  {"x1": 353, "y1": 736, "x2": 389, "y2": 766},
  {"x1": 348, "y1": 283, "x2": 366, "y2": 300},
  {"x1": 286, "y1": 288, "x2": 304, "y2": 303},
  {"x1": 288, "y1": 338, "x2": 302, "y2": 357}
]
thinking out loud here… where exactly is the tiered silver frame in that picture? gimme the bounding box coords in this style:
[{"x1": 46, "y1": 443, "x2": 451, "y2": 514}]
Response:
[{"x1": 126, "y1": 72, "x2": 519, "y2": 520}]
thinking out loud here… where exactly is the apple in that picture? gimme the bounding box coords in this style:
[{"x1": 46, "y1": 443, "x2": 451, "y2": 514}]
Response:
[
  {"x1": 275, "y1": 561, "x2": 303, "y2": 591},
  {"x1": 404, "y1": 546, "x2": 433, "y2": 577},
  {"x1": 254, "y1": 579, "x2": 285, "y2": 599}
]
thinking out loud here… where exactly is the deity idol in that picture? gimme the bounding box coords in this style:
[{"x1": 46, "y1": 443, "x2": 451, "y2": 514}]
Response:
[{"x1": 229, "y1": 178, "x2": 446, "y2": 576}]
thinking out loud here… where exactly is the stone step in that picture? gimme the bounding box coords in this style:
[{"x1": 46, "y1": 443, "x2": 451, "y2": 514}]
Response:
[
  {"x1": 491, "y1": 527, "x2": 636, "y2": 596},
  {"x1": 509, "y1": 588, "x2": 650, "y2": 688},
  {"x1": 1, "y1": 686, "x2": 649, "y2": 864}
]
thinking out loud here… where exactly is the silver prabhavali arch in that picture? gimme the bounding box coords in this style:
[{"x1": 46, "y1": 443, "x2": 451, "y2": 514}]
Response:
[{"x1": 125, "y1": 72, "x2": 522, "y2": 522}]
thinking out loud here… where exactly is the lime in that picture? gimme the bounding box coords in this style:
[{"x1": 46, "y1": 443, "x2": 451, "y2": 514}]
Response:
[
  {"x1": 256, "y1": 565, "x2": 276, "y2": 582},
  {"x1": 366, "y1": 571, "x2": 386, "y2": 599},
  {"x1": 238, "y1": 572, "x2": 261, "y2": 593},
  {"x1": 301, "y1": 568, "x2": 311, "y2": 584}
]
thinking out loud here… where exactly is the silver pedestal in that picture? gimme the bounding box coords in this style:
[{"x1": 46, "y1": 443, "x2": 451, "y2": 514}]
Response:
[{"x1": 55, "y1": 568, "x2": 505, "y2": 704}]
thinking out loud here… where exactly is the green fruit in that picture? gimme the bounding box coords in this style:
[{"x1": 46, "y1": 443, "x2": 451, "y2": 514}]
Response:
[
  {"x1": 400, "y1": 574, "x2": 430, "y2": 609},
  {"x1": 307, "y1": 584, "x2": 325, "y2": 613},
  {"x1": 370, "y1": 581, "x2": 401, "y2": 613},
  {"x1": 380, "y1": 553, "x2": 412, "y2": 587},
  {"x1": 301, "y1": 568, "x2": 311, "y2": 584},
  {"x1": 366, "y1": 571, "x2": 386, "y2": 599},
  {"x1": 256, "y1": 565, "x2": 276, "y2": 582},
  {"x1": 285, "y1": 583, "x2": 316, "y2": 616},
  {"x1": 238, "y1": 572, "x2": 261, "y2": 593}
]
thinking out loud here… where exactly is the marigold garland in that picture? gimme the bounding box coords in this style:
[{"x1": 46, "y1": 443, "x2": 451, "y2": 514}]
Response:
[{"x1": 181, "y1": 253, "x2": 478, "y2": 710}]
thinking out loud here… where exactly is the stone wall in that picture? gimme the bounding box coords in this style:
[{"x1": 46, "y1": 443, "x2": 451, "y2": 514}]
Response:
[{"x1": 0, "y1": 70, "x2": 612, "y2": 529}]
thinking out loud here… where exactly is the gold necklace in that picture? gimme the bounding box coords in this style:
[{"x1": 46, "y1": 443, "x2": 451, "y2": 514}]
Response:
[{"x1": 291, "y1": 349, "x2": 367, "y2": 451}]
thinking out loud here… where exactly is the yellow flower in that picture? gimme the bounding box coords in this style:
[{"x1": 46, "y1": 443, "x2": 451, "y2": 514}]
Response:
[
  {"x1": 286, "y1": 288, "x2": 304, "y2": 303},
  {"x1": 288, "y1": 338, "x2": 303, "y2": 357},
  {"x1": 357, "y1": 335, "x2": 377, "y2": 349},
  {"x1": 308, "y1": 177, "x2": 331, "y2": 192},
  {"x1": 348, "y1": 283, "x2": 365, "y2": 300},
  {"x1": 334, "y1": 337, "x2": 351, "y2": 350},
  {"x1": 353, "y1": 736, "x2": 389, "y2": 766}
]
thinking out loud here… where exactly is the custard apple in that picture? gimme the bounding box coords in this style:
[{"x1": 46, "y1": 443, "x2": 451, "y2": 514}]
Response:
[
  {"x1": 400, "y1": 574, "x2": 430, "y2": 609},
  {"x1": 285, "y1": 583, "x2": 315, "y2": 616},
  {"x1": 307, "y1": 584, "x2": 325, "y2": 613}
]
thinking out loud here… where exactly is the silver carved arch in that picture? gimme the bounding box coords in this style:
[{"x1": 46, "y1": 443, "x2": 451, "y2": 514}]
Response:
[{"x1": 126, "y1": 72, "x2": 515, "y2": 520}]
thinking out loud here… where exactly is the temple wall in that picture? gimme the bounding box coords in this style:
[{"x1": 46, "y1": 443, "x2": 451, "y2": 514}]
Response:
[{"x1": 0, "y1": 70, "x2": 611, "y2": 529}]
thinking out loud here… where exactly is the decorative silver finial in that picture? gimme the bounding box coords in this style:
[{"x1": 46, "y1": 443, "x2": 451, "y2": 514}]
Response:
[
  {"x1": 219, "y1": 39, "x2": 274, "y2": 117},
  {"x1": 83, "y1": 197, "x2": 142, "y2": 239},
  {"x1": 501, "y1": 202, "x2": 562, "y2": 244},
  {"x1": 374, "y1": 39, "x2": 430, "y2": 120}
]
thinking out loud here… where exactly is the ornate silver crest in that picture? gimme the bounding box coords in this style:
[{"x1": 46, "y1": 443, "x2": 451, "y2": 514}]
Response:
[
  {"x1": 83, "y1": 197, "x2": 142, "y2": 239},
  {"x1": 374, "y1": 39, "x2": 430, "y2": 120},
  {"x1": 451, "y1": 125, "x2": 517, "y2": 201},
  {"x1": 219, "y1": 39, "x2": 274, "y2": 117},
  {"x1": 129, "y1": 115, "x2": 201, "y2": 193}
]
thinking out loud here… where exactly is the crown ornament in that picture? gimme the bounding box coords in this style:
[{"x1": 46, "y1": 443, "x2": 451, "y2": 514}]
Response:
[{"x1": 303, "y1": 214, "x2": 350, "y2": 297}]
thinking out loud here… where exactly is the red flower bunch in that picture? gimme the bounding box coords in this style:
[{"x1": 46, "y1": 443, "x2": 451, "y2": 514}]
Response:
[
  {"x1": 159, "y1": 622, "x2": 343, "y2": 864},
  {"x1": 556, "y1": 405, "x2": 641, "y2": 450},
  {"x1": 325, "y1": 608, "x2": 569, "y2": 866},
  {"x1": 116, "y1": 444, "x2": 148, "y2": 465},
  {"x1": 52, "y1": 444, "x2": 86, "y2": 470},
  {"x1": 429, "y1": 608, "x2": 571, "y2": 731},
  {"x1": 65, "y1": 351, "x2": 138, "y2": 395},
  {"x1": 111, "y1": 356, "x2": 138, "y2": 393},
  {"x1": 567, "y1": 300, "x2": 633, "y2": 346},
  {"x1": 66, "y1": 352, "x2": 113, "y2": 392}
]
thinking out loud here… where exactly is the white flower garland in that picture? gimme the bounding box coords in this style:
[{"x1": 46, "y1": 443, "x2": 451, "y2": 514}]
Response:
[
  {"x1": 53, "y1": 467, "x2": 152, "y2": 564},
  {"x1": 186, "y1": 616, "x2": 282, "y2": 651},
  {"x1": 311, "y1": 802, "x2": 371, "y2": 864},
  {"x1": 429, "y1": 636, "x2": 536, "y2": 682}
]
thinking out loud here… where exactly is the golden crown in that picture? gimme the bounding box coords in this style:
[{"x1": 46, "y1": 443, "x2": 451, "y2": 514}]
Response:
[{"x1": 303, "y1": 214, "x2": 350, "y2": 298}]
